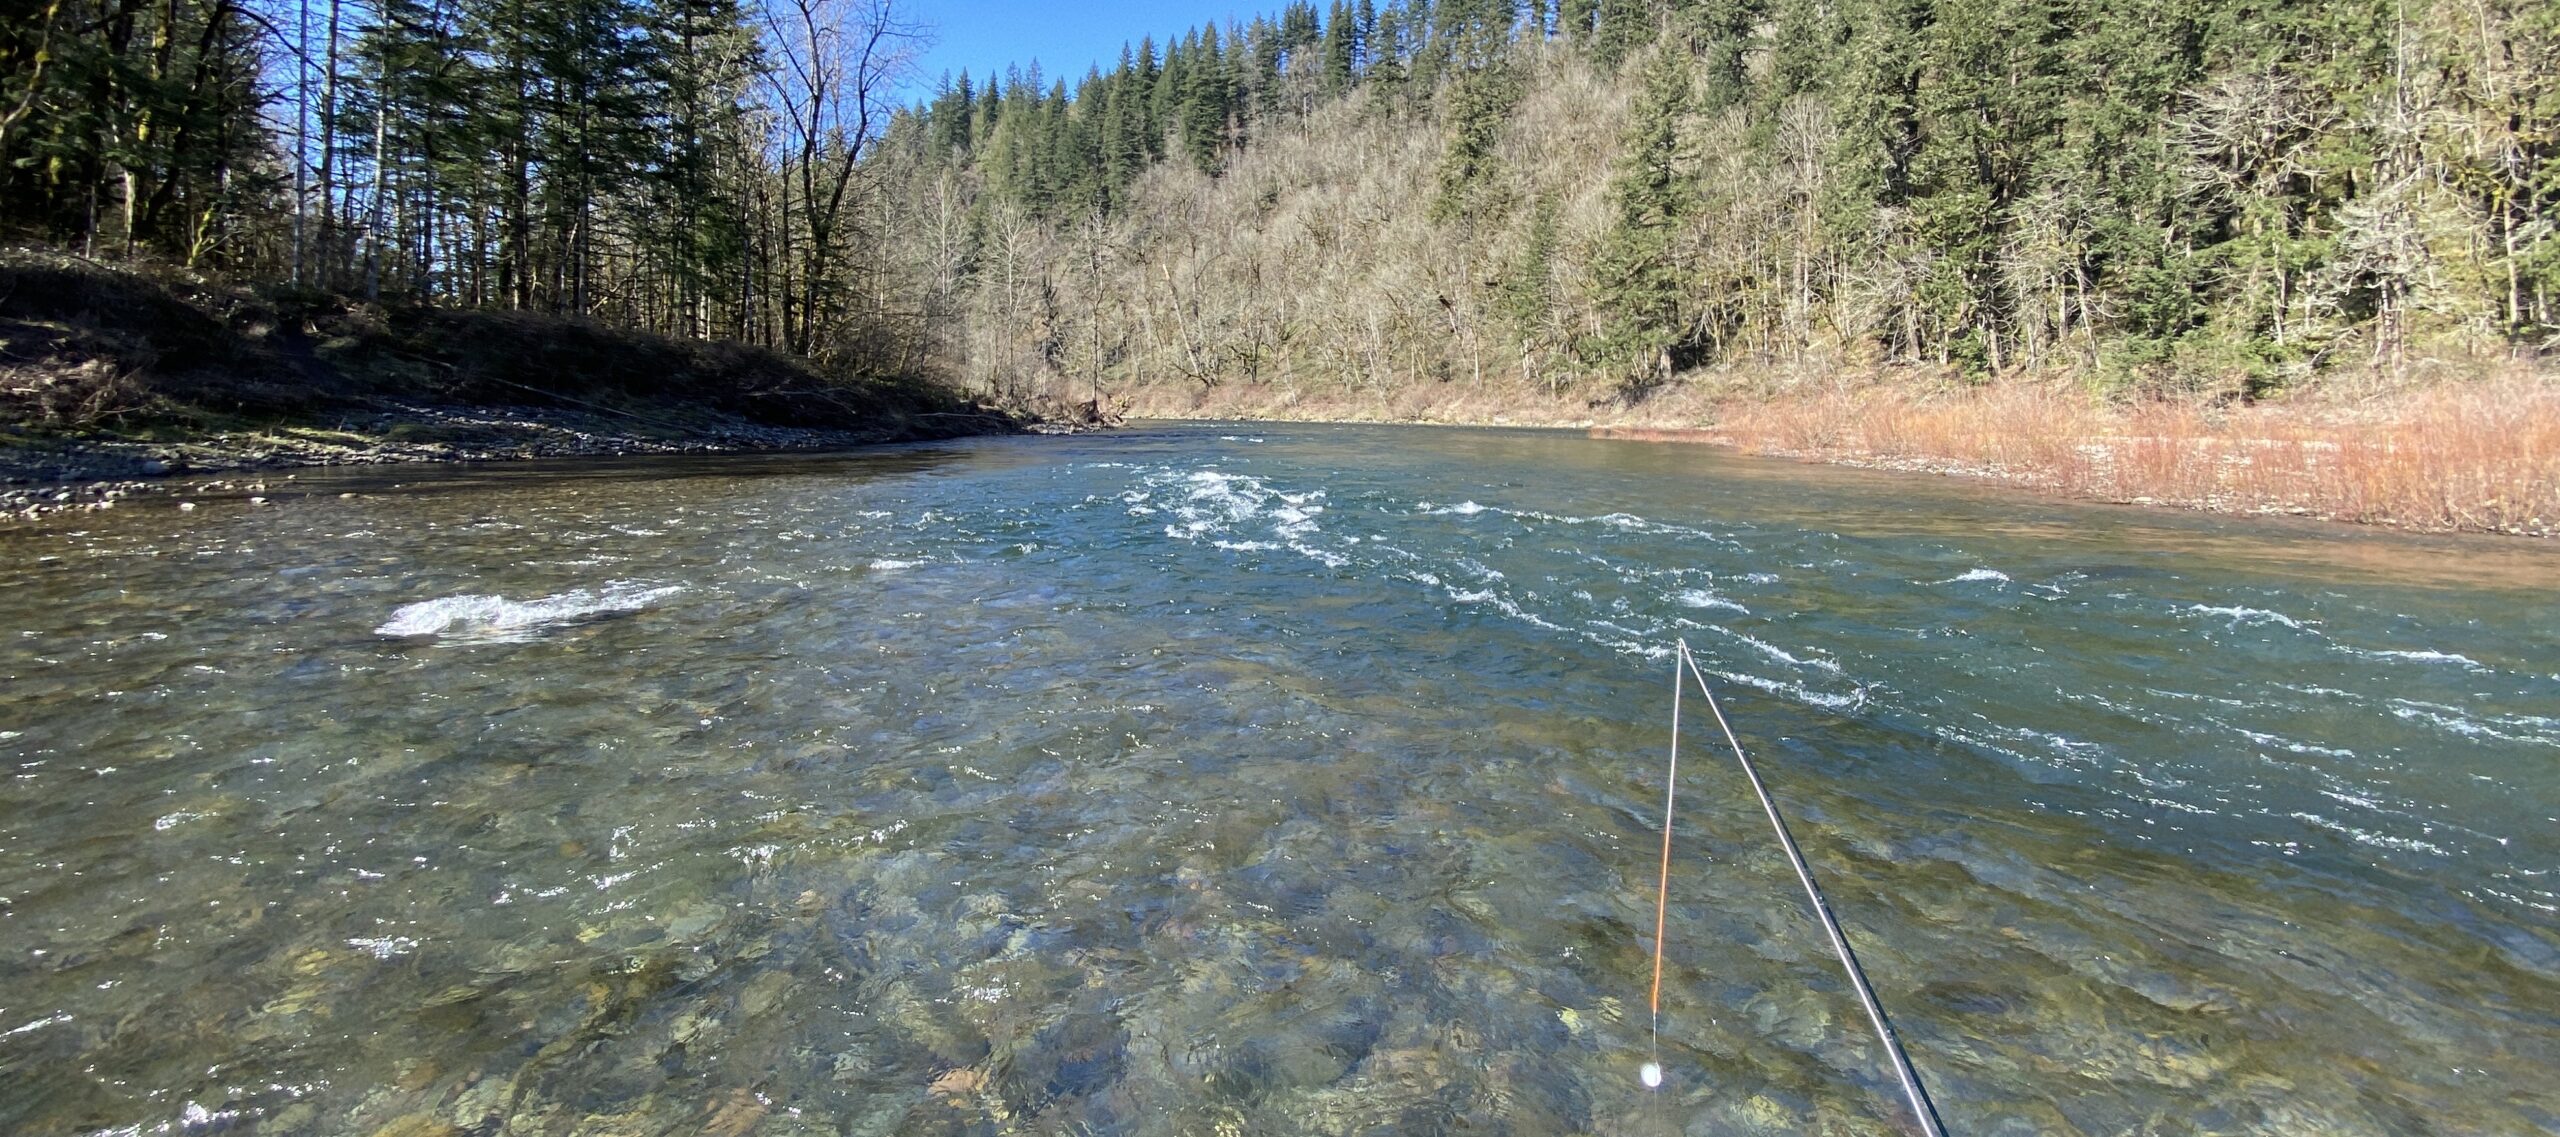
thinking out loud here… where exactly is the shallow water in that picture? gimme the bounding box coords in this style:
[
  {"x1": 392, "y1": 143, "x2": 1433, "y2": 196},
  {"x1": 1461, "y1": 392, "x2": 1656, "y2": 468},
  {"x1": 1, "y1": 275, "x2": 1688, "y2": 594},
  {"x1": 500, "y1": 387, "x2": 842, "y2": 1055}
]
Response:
[{"x1": 2, "y1": 422, "x2": 2555, "y2": 1136}]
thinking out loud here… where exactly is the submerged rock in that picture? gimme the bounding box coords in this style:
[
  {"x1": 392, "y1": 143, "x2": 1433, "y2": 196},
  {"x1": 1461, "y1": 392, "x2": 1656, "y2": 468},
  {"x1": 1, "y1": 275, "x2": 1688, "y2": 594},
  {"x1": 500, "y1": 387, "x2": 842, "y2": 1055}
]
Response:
[{"x1": 367, "y1": 1113, "x2": 462, "y2": 1137}]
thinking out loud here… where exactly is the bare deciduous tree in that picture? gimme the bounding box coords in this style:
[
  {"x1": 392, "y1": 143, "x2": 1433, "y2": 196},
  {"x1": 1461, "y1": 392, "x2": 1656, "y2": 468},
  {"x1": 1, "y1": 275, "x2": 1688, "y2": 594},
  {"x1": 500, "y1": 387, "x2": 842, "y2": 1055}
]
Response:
[{"x1": 761, "y1": 0, "x2": 917, "y2": 355}]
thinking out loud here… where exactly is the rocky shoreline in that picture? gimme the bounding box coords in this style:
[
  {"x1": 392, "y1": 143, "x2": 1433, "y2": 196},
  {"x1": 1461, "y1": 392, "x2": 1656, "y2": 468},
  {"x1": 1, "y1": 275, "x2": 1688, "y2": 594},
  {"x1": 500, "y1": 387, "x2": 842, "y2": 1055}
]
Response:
[{"x1": 0, "y1": 401, "x2": 1018, "y2": 523}]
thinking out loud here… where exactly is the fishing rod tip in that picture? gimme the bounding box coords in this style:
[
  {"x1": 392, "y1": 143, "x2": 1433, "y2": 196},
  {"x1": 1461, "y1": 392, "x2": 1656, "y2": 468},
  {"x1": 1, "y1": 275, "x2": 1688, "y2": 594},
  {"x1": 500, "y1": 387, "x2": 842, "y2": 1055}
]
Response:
[{"x1": 1639, "y1": 1061, "x2": 1663, "y2": 1088}]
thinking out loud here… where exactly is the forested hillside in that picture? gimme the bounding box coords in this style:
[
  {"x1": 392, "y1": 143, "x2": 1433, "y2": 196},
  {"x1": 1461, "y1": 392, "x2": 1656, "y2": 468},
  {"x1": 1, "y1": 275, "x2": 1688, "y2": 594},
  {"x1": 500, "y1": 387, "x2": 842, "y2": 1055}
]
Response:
[{"x1": 866, "y1": 0, "x2": 2559, "y2": 408}]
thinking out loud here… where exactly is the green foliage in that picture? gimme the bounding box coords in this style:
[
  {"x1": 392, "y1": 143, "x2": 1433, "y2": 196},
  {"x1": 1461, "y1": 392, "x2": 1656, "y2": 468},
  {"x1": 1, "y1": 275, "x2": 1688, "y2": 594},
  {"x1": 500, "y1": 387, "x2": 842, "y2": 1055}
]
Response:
[
  {"x1": 0, "y1": 0, "x2": 273, "y2": 262},
  {"x1": 1558, "y1": 0, "x2": 1599, "y2": 41},
  {"x1": 1323, "y1": 1, "x2": 1363, "y2": 92},
  {"x1": 1183, "y1": 26, "x2": 1234, "y2": 174},
  {"x1": 1592, "y1": 0, "x2": 1657, "y2": 72},
  {"x1": 1428, "y1": 7, "x2": 1522, "y2": 224},
  {"x1": 1498, "y1": 193, "x2": 1563, "y2": 340},
  {"x1": 1590, "y1": 47, "x2": 1696, "y2": 383}
]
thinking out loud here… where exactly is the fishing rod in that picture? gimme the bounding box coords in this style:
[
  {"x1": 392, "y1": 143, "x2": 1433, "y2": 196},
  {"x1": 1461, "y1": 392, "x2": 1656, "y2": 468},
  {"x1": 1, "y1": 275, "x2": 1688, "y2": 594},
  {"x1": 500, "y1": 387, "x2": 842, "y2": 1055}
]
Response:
[{"x1": 1645, "y1": 638, "x2": 1951, "y2": 1137}]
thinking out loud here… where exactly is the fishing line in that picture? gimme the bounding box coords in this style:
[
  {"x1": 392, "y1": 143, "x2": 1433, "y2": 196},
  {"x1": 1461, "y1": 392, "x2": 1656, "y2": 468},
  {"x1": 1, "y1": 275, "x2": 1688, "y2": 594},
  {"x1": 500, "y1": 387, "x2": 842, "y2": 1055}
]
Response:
[
  {"x1": 1661, "y1": 638, "x2": 1950, "y2": 1136},
  {"x1": 1642, "y1": 641, "x2": 1683, "y2": 1090}
]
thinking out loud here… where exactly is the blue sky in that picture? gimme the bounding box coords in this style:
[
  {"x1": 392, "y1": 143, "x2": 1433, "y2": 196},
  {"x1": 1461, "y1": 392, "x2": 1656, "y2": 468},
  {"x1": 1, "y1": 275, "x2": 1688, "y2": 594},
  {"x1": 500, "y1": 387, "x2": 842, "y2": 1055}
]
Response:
[{"x1": 895, "y1": 1, "x2": 1264, "y2": 103}]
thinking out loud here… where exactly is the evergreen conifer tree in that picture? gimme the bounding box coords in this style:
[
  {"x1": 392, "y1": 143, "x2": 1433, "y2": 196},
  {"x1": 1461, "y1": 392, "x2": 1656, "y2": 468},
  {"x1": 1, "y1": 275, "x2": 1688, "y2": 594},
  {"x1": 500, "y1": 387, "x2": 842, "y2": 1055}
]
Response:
[
  {"x1": 1592, "y1": 0, "x2": 1656, "y2": 71},
  {"x1": 1324, "y1": 1, "x2": 1361, "y2": 93},
  {"x1": 1559, "y1": 0, "x2": 1598, "y2": 40},
  {"x1": 1591, "y1": 45, "x2": 1695, "y2": 384},
  {"x1": 1184, "y1": 26, "x2": 1231, "y2": 174},
  {"x1": 1429, "y1": 4, "x2": 1519, "y2": 224},
  {"x1": 1499, "y1": 193, "x2": 1564, "y2": 364}
]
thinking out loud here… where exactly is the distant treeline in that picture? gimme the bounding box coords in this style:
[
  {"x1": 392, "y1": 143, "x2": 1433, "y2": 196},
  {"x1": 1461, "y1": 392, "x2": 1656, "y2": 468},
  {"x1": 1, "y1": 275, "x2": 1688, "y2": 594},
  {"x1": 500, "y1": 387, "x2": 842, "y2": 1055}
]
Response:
[{"x1": 872, "y1": 0, "x2": 2558, "y2": 399}]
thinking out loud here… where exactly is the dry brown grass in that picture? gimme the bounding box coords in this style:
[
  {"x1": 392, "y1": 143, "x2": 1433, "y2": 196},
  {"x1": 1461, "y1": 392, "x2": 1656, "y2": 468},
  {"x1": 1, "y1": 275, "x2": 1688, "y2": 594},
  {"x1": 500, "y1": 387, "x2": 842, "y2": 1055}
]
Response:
[
  {"x1": 1129, "y1": 367, "x2": 2560, "y2": 538},
  {"x1": 1708, "y1": 378, "x2": 2560, "y2": 536}
]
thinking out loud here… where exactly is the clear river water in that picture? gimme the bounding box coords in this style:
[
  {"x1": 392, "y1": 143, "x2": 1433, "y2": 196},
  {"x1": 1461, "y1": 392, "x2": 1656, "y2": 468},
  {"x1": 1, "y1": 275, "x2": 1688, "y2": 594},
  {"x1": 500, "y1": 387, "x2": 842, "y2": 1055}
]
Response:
[{"x1": 2, "y1": 422, "x2": 2556, "y2": 1136}]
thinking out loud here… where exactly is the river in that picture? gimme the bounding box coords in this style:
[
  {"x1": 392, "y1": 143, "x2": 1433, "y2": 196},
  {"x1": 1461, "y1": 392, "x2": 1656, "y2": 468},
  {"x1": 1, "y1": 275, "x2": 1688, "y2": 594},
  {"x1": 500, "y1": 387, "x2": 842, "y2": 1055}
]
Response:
[{"x1": 2, "y1": 422, "x2": 2554, "y2": 1135}]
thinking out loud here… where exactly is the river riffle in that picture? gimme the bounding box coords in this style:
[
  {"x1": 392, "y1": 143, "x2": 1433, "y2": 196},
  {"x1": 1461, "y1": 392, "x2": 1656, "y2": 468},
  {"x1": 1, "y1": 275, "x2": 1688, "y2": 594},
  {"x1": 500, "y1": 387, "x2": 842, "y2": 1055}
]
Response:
[{"x1": 2, "y1": 423, "x2": 2554, "y2": 1135}]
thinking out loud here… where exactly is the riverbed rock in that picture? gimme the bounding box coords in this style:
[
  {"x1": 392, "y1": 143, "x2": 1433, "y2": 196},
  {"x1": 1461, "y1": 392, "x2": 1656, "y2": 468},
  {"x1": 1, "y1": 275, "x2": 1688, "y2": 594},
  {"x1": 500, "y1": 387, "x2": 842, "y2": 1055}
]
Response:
[
  {"x1": 367, "y1": 1112, "x2": 462, "y2": 1137},
  {"x1": 662, "y1": 900, "x2": 727, "y2": 943}
]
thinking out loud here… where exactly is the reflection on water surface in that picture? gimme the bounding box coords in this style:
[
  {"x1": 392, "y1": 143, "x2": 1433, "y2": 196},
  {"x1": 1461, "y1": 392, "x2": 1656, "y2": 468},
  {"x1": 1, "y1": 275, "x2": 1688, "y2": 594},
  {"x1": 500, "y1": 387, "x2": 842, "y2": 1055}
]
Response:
[{"x1": 1, "y1": 423, "x2": 2555, "y2": 1135}]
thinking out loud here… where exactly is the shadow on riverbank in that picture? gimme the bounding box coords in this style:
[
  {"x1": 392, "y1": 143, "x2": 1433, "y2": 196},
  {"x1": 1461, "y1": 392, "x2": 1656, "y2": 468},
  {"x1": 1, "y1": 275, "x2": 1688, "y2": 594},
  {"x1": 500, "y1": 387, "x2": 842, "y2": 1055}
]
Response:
[{"x1": 0, "y1": 250, "x2": 1020, "y2": 520}]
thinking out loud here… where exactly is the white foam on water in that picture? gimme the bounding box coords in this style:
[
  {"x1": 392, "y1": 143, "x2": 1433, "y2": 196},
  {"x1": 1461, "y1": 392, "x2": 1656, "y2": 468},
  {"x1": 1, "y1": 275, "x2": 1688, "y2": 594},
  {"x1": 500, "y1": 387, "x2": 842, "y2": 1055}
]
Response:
[
  {"x1": 1706, "y1": 667, "x2": 1868, "y2": 712},
  {"x1": 1434, "y1": 501, "x2": 1742, "y2": 547},
  {"x1": 1672, "y1": 589, "x2": 1750, "y2": 615},
  {"x1": 1939, "y1": 722, "x2": 2038, "y2": 764},
  {"x1": 1587, "y1": 618, "x2": 1660, "y2": 643},
  {"x1": 1719, "y1": 629, "x2": 1842, "y2": 674},
  {"x1": 1289, "y1": 541, "x2": 1350, "y2": 568},
  {"x1": 2389, "y1": 701, "x2": 2560, "y2": 749},
  {"x1": 1138, "y1": 466, "x2": 1352, "y2": 572},
  {"x1": 2014, "y1": 727, "x2": 2112, "y2": 762},
  {"x1": 2, "y1": 1012, "x2": 70, "y2": 1038},
  {"x1": 179, "y1": 1103, "x2": 249, "y2": 1130},
  {"x1": 1932, "y1": 568, "x2": 2011, "y2": 585},
  {"x1": 2186, "y1": 604, "x2": 2307, "y2": 629},
  {"x1": 1270, "y1": 502, "x2": 1324, "y2": 538},
  {"x1": 2229, "y1": 726, "x2": 2358, "y2": 760},
  {"x1": 867, "y1": 559, "x2": 922, "y2": 571},
  {"x1": 1444, "y1": 586, "x2": 1570, "y2": 633},
  {"x1": 376, "y1": 581, "x2": 685, "y2": 643},
  {"x1": 2288, "y1": 812, "x2": 2450, "y2": 857},
  {"x1": 2137, "y1": 794, "x2": 2221, "y2": 816},
  {"x1": 1114, "y1": 464, "x2": 1893, "y2": 725},
  {"x1": 152, "y1": 810, "x2": 208, "y2": 832},
  {"x1": 2347, "y1": 647, "x2": 2487, "y2": 670},
  {"x1": 346, "y1": 935, "x2": 420, "y2": 959},
  {"x1": 2477, "y1": 887, "x2": 2560, "y2": 914}
]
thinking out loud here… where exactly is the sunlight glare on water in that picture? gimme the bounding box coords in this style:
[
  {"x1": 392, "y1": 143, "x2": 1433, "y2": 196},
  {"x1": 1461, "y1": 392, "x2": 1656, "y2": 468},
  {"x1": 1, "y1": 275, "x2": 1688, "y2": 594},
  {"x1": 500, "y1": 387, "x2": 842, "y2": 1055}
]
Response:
[{"x1": 1, "y1": 423, "x2": 2555, "y2": 1135}]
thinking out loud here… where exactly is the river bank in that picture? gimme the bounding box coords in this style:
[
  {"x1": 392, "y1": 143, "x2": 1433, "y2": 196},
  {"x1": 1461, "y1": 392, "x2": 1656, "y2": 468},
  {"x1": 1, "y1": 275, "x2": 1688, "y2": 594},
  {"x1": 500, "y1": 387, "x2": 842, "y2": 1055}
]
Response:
[
  {"x1": 0, "y1": 401, "x2": 1016, "y2": 521},
  {"x1": 0, "y1": 251, "x2": 1016, "y2": 521},
  {"x1": 1121, "y1": 372, "x2": 2560, "y2": 539}
]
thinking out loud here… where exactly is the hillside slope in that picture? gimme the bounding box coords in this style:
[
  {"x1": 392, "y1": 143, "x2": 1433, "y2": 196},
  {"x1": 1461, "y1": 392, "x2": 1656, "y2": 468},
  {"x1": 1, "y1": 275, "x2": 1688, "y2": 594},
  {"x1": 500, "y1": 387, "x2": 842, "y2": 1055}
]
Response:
[{"x1": 856, "y1": 2, "x2": 2557, "y2": 533}]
